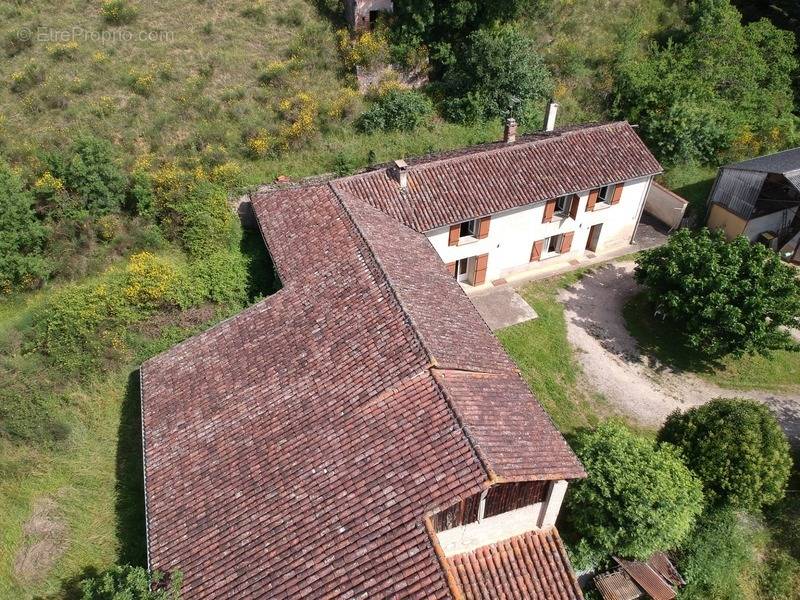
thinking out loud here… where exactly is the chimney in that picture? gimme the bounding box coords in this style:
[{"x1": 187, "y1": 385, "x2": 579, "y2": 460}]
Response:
[
  {"x1": 391, "y1": 159, "x2": 409, "y2": 189},
  {"x1": 543, "y1": 100, "x2": 560, "y2": 132},
  {"x1": 503, "y1": 117, "x2": 517, "y2": 144}
]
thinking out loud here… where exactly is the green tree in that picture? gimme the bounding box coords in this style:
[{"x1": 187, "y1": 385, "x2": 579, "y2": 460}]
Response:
[
  {"x1": 357, "y1": 89, "x2": 433, "y2": 132},
  {"x1": 659, "y1": 398, "x2": 792, "y2": 511},
  {"x1": 565, "y1": 421, "x2": 704, "y2": 566},
  {"x1": 634, "y1": 228, "x2": 800, "y2": 357},
  {"x1": 55, "y1": 136, "x2": 128, "y2": 214},
  {"x1": 613, "y1": 0, "x2": 797, "y2": 163},
  {"x1": 80, "y1": 565, "x2": 181, "y2": 600},
  {"x1": 441, "y1": 25, "x2": 552, "y2": 124},
  {"x1": 0, "y1": 160, "x2": 49, "y2": 292}
]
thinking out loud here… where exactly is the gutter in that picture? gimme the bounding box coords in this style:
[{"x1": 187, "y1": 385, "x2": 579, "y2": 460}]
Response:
[{"x1": 139, "y1": 367, "x2": 152, "y2": 573}]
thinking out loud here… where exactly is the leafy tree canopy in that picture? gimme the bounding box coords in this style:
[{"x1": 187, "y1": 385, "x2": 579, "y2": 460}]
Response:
[
  {"x1": 660, "y1": 398, "x2": 792, "y2": 511},
  {"x1": 0, "y1": 159, "x2": 49, "y2": 292},
  {"x1": 634, "y1": 228, "x2": 800, "y2": 357},
  {"x1": 80, "y1": 565, "x2": 181, "y2": 600},
  {"x1": 614, "y1": 0, "x2": 798, "y2": 164},
  {"x1": 441, "y1": 24, "x2": 552, "y2": 124},
  {"x1": 565, "y1": 421, "x2": 704, "y2": 567}
]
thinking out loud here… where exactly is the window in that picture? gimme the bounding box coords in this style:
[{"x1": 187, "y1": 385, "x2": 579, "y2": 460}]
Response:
[
  {"x1": 597, "y1": 184, "x2": 615, "y2": 205},
  {"x1": 459, "y1": 219, "x2": 477, "y2": 237},
  {"x1": 555, "y1": 195, "x2": 572, "y2": 216},
  {"x1": 544, "y1": 234, "x2": 563, "y2": 256}
]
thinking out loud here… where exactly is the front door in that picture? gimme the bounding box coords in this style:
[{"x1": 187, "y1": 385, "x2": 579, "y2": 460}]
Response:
[
  {"x1": 456, "y1": 258, "x2": 471, "y2": 283},
  {"x1": 586, "y1": 223, "x2": 602, "y2": 252}
]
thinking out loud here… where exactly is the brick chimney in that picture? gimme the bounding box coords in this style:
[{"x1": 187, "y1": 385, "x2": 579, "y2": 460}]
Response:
[
  {"x1": 544, "y1": 101, "x2": 559, "y2": 132},
  {"x1": 391, "y1": 159, "x2": 408, "y2": 189},
  {"x1": 503, "y1": 118, "x2": 517, "y2": 144}
]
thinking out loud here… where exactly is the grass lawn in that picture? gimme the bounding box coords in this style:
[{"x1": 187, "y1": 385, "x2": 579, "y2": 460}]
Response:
[
  {"x1": 496, "y1": 270, "x2": 610, "y2": 434},
  {"x1": 623, "y1": 292, "x2": 800, "y2": 392}
]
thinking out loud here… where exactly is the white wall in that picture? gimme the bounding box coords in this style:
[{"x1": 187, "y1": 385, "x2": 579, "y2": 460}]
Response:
[
  {"x1": 426, "y1": 176, "x2": 651, "y2": 282},
  {"x1": 743, "y1": 207, "x2": 799, "y2": 242}
]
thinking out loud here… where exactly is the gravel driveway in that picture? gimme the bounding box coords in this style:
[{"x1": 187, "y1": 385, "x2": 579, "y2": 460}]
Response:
[{"x1": 557, "y1": 262, "x2": 800, "y2": 443}]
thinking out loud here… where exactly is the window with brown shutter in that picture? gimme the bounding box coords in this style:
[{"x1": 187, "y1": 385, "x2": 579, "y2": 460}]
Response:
[
  {"x1": 611, "y1": 183, "x2": 624, "y2": 204},
  {"x1": 530, "y1": 239, "x2": 544, "y2": 261},
  {"x1": 586, "y1": 189, "x2": 599, "y2": 212},
  {"x1": 448, "y1": 224, "x2": 460, "y2": 246},
  {"x1": 477, "y1": 216, "x2": 491, "y2": 239},
  {"x1": 473, "y1": 254, "x2": 489, "y2": 285},
  {"x1": 561, "y1": 231, "x2": 574, "y2": 253},
  {"x1": 569, "y1": 194, "x2": 580, "y2": 219},
  {"x1": 542, "y1": 198, "x2": 557, "y2": 223}
]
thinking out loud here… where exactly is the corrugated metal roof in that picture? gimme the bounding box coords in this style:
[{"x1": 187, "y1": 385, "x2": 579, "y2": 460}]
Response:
[
  {"x1": 594, "y1": 570, "x2": 643, "y2": 600},
  {"x1": 784, "y1": 170, "x2": 800, "y2": 195},
  {"x1": 727, "y1": 147, "x2": 800, "y2": 174},
  {"x1": 710, "y1": 168, "x2": 766, "y2": 219},
  {"x1": 616, "y1": 557, "x2": 676, "y2": 600},
  {"x1": 648, "y1": 552, "x2": 685, "y2": 588}
]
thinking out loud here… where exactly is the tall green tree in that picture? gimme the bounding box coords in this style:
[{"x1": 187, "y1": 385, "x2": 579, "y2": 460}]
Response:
[
  {"x1": 660, "y1": 398, "x2": 792, "y2": 511},
  {"x1": 0, "y1": 160, "x2": 48, "y2": 292},
  {"x1": 635, "y1": 228, "x2": 800, "y2": 357},
  {"x1": 441, "y1": 24, "x2": 552, "y2": 123},
  {"x1": 614, "y1": 0, "x2": 797, "y2": 163},
  {"x1": 565, "y1": 421, "x2": 704, "y2": 567}
]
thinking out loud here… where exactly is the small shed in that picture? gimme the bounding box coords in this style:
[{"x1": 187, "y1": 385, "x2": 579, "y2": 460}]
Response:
[{"x1": 594, "y1": 553, "x2": 685, "y2": 600}]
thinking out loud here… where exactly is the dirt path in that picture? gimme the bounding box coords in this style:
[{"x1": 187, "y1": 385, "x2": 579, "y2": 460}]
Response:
[{"x1": 557, "y1": 262, "x2": 800, "y2": 442}]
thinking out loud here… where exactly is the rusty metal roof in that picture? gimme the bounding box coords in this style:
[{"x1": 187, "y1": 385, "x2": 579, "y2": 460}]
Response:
[
  {"x1": 648, "y1": 552, "x2": 685, "y2": 588},
  {"x1": 615, "y1": 557, "x2": 676, "y2": 600},
  {"x1": 594, "y1": 569, "x2": 643, "y2": 600}
]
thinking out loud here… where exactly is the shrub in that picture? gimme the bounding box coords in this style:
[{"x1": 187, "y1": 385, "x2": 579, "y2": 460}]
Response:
[
  {"x1": 0, "y1": 160, "x2": 49, "y2": 292},
  {"x1": 123, "y1": 252, "x2": 184, "y2": 310},
  {"x1": 10, "y1": 61, "x2": 45, "y2": 93},
  {"x1": 634, "y1": 228, "x2": 800, "y2": 357},
  {"x1": 95, "y1": 213, "x2": 121, "y2": 241},
  {"x1": 278, "y1": 92, "x2": 318, "y2": 147},
  {"x1": 565, "y1": 421, "x2": 704, "y2": 567},
  {"x1": 186, "y1": 249, "x2": 249, "y2": 308},
  {"x1": 46, "y1": 41, "x2": 79, "y2": 60},
  {"x1": 659, "y1": 398, "x2": 792, "y2": 511},
  {"x1": 357, "y1": 89, "x2": 433, "y2": 133},
  {"x1": 127, "y1": 68, "x2": 155, "y2": 97},
  {"x1": 101, "y1": 0, "x2": 138, "y2": 25},
  {"x1": 80, "y1": 565, "x2": 181, "y2": 600},
  {"x1": 441, "y1": 24, "x2": 553, "y2": 124},
  {"x1": 53, "y1": 135, "x2": 128, "y2": 214},
  {"x1": 337, "y1": 28, "x2": 389, "y2": 69},
  {"x1": 246, "y1": 129, "x2": 273, "y2": 158},
  {"x1": 151, "y1": 165, "x2": 237, "y2": 257},
  {"x1": 128, "y1": 169, "x2": 154, "y2": 214},
  {"x1": 31, "y1": 279, "x2": 135, "y2": 372},
  {"x1": 4, "y1": 28, "x2": 33, "y2": 57},
  {"x1": 676, "y1": 508, "x2": 757, "y2": 600}
]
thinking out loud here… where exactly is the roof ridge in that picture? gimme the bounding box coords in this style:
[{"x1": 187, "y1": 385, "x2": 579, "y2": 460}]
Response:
[{"x1": 338, "y1": 121, "x2": 628, "y2": 184}]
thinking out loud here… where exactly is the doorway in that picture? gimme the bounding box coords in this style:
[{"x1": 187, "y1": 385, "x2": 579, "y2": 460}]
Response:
[
  {"x1": 455, "y1": 257, "x2": 472, "y2": 283},
  {"x1": 586, "y1": 224, "x2": 602, "y2": 252}
]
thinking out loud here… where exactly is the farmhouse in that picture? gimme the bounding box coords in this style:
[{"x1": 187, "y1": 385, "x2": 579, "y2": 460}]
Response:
[
  {"x1": 706, "y1": 148, "x2": 800, "y2": 262},
  {"x1": 140, "y1": 119, "x2": 662, "y2": 598}
]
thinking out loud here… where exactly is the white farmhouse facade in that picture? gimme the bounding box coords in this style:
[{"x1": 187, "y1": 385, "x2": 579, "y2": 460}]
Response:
[{"x1": 427, "y1": 176, "x2": 652, "y2": 285}]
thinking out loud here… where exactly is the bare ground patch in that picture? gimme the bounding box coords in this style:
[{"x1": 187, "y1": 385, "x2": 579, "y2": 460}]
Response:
[
  {"x1": 13, "y1": 494, "x2": 68, "y2": 587},
  {"x1": 558, "y1": 262, "x2": 800, "y2": 441}
]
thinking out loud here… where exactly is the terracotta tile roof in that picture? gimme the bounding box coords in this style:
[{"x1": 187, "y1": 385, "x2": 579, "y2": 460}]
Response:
[
  {"x1": 433, "y1": 370, "x2": 585, "y2": 482},
  {"x1": 334, "y1": 121, "x2": 662, "y2": 232},
  {"x1": 140, "y1": 125, "x2": 594, "y2": 596},
  {"x1": 446, "y1": 528, "x2": 584, "y2": 599}
]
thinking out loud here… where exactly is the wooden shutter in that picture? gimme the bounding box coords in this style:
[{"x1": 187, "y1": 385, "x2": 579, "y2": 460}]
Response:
[
  {"x1": 561, "y1": 231, "x2": 574, "y2": 253},
  {"x1": 477, "y1": 216, "x2": 491, "y2": 239},
  {"x1": 586, "y1": 189, "x2": 599, "y2": 212},
  {"x1": 530, "y1": 239, "x2": 544, "y2": 262},
  {"x1": 569, "y1": 194, "x2": 580, "y2": 219},
  {"x1": 445, "y1": 262, "x2": 456, "y2": 277},
  {"x1": 542, "y1": 198, "x2": 557, "y2": 223},
  {"x1": 473, "y1": 254, "x2": 489, "y2": 285},
  {"x1": 611, "y1": 183, "x2": 624, "y2": 204},
  {"x1": 448, "y1": 224, "x2": 460, "y2": 246}
]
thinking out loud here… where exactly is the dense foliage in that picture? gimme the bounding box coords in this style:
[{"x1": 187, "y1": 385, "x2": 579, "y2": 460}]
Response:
[
  {"x1": 565, "y1": 421, "x2": 704, "y2": 566},
  {"x1": 440, "y1": 25, "x2": 552, "y2": 124},
  {"x1": 358, "y1": 89, "x2": 433, "y2": 132},
  {"x1": 634, "y1": 228, "x2": 800, "y2": 357},
  {"x1": 614, "y1": 0, "x2": 798, "y2": 164},
  {"x1": 0, "y1": 160, "x2": 48, "y2": 292},
  {"x1": 660, "y1": 398, "x2": 792, "y2": 511},
  {"x1": 80, "y1": 565, "x2": 181, "y2": 600}
]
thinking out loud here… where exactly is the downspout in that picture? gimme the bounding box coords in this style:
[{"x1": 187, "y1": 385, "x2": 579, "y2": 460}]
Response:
[{"x1": 630, "y1": 176, "x2": 655, "y2": 244}]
